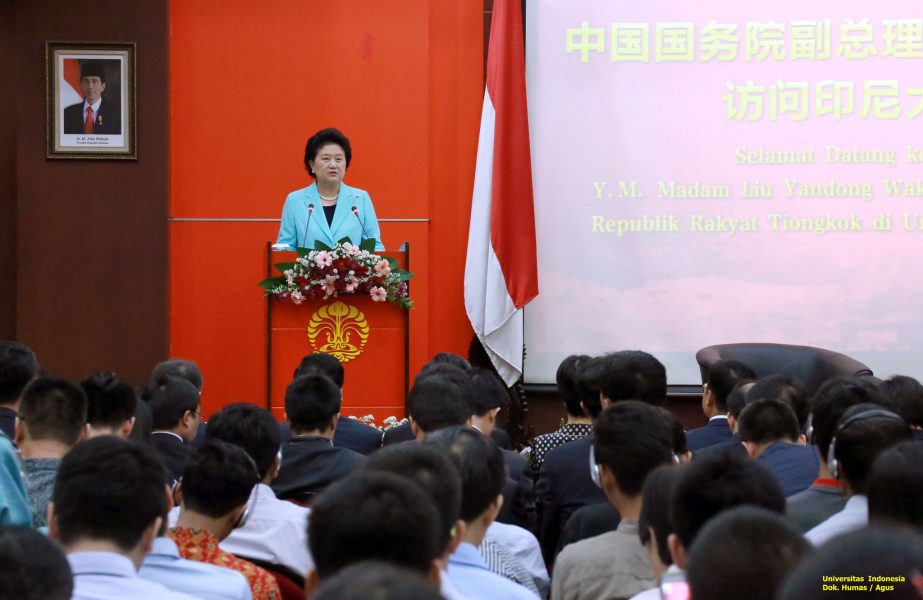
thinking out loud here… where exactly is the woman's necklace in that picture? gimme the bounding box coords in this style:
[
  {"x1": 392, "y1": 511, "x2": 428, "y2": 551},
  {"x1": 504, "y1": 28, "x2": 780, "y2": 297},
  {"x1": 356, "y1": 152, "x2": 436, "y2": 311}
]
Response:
[{"x1": 319, "y1": 192, "x2": 339, "y2": 202}]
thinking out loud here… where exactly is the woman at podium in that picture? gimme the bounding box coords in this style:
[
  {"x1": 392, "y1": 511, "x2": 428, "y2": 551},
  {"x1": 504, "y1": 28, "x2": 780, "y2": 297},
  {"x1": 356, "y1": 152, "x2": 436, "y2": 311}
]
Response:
[{"x1": 275, "y1": 128, "x2": 384, "y2": 251}]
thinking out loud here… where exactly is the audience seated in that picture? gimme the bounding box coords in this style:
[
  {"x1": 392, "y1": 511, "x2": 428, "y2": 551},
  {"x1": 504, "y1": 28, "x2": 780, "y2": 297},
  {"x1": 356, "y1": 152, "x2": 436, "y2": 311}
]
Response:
[
  {"x1": 747, "y1": 373, "x2": 811, "y2": 434},
  {"x1": 50, "y1": 436, "x2": 197, "y2": 599},
  {"x1": 552, "y1": 401, "x2": 674, "y2": 600},
  {"x1": 686, "y1": 359, "x2": 755, "y2": 451},
  {"x1": 15, "y1": 377, "x2": 88, "y2": 526},
  {"x1": 868, "y1": 440, "x2": 923, "y2": 531},
  {"x1": 311, "y1": 561, "x2": 446, "y2": 600},
  {"x1": 737, "y1": 398, "x2": 818, "y2": 496},
  {"x1": 627, "y1": 465, "x2": 683, "y2": 600},
  {"x1": 0, "y1": 430, "x2": 30, "y2": 525},
  {"x1": 146, "y1": 375, "x2": 201, "y2": 483},
  {"x1": 81, "y1": 372, "x2": 136, "y2": 438},
  {"x1": 692, "y1": 380, "x2": 754, "y2": 459},
  {"x1": 149, "y1": 358, "x2": 207, "y2": 448},
  {"x1": 130, "y1": 394, "x2": 153, "y2": 444},
  {"x1": 805, "y1": 403, "x2": 911, "y2": 545},
  {"x1": 170, "y1": 440, "x2": 281, "y2": 599},
  {"x1": 779, "y1": 527, "x2": 923, "y2": 599},
  {"x1": 0, "y1": 525, "x2": 73, "y2": 600},
  {"x1": 687, "y1": 506, "x2": 811, "y2": 600},
  {"x1": 271, "y1": 374, "x2": 365, "y2": 503},
  {"x1": 200, "y1": 403, "x2": 312, "y2": 578},
  {"x1": 305, "y1": 471, "x2": 443, "y2": 593},
  {"x1": 0, "y1": 340, "x2": 39, "y2": 440},
  {"x1": 882, "y1": 374, "x2": 923, "y2": 441}
]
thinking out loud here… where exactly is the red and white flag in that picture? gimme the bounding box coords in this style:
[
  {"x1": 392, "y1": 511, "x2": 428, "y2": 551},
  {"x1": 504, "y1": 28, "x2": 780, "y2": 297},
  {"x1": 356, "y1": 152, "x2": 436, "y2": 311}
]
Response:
[{"x1": 464, "y1": 0, "x2": 539, "y2": 386}]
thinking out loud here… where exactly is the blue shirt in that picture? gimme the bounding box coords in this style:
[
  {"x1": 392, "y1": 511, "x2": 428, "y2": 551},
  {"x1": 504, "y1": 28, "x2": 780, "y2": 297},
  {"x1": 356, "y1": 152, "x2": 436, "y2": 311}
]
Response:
[
  {"x1": 446, "y1": 542, "x2": 538, "y2": 600},
  {"x1": 0, "y1": 433, "x2": 30, "y2": 526},
  {"x1": 69, "y1": 551, "x2": 199, "y2": 600},
  {"x1": 140, "y1": 537, "x2": 253, "y2": 600}
]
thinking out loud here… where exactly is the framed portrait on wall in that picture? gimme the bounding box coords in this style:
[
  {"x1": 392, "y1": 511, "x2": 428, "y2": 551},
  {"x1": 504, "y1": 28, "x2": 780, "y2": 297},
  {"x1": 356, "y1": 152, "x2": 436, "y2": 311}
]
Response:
[{"x1": 46, "y1": 42, "x2": 136, "y2": 160}]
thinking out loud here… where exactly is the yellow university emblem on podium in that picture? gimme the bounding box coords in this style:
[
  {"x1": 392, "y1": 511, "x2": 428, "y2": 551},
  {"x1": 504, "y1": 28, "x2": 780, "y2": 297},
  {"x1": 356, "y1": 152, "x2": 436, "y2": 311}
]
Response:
[{"x1": 306, "y1": 301, "x2": 370, "y2": 362}]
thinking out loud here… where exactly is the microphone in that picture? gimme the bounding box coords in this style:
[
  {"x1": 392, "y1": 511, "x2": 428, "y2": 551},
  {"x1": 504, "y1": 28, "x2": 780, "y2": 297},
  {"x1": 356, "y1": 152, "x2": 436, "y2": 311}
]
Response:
[
  {"x1": 351, "y1": 205, "x2": 372, "y2": 245},
  {"x1": 301, "y1": 203, "x2": 315, "y2": 249}
]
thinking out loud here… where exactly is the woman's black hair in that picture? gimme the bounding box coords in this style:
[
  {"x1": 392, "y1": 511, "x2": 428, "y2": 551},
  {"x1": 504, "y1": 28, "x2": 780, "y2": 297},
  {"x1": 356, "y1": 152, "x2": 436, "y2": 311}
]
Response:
[{"x1": 304, "y1": 128, "x2": 352, "y2": 176}]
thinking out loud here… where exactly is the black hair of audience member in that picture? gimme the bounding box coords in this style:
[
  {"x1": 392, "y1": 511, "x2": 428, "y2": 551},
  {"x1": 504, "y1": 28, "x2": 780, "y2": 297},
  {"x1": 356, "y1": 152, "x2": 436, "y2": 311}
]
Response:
[
  {"x1": 778, "y1": 527, "x2": 923, "y2": 600},
  {"x1": 726, "y1": 379, "x2": 756, "y2": 420},
  {"x1": 129, "y1": 397, "x2": 152, "y2": 444},
  {"x1": 52, "y1": 436, "x2": 167, "y2": 551},
  {"x1": 427, "y1": 352, "x2": 472, "y2": 372},
  {"x1": 747, "y1": 374, "x2": 809, "y2": 432},
  {"x1": 883, "y1": 374, "x2": 923, "y2": 428},
  {"x1": 662, "y1": 408, "x2": 689, "y2": 457},
  {"x1": 205, "y1": 403, "x2": 281, "y2": 481},
  {"x1": 311, "y1": 561, "x2": 444, "y2": 600},
  {"x1": 869, "y1": 440, "x2": 923, "y2": 530},
  {"x1": 687, "y1": 506, "x2": 812, "y2": 600},
  {"x1": 598, "y1": 350, "x2": 667, "y2": 406},
  {"x1": 737, "y1": 398, "x2": 802, "y2": 445},
  {"x1": 672, "y1": 451, "x2": 785, "y2": 549},
  {"x1": 0, "y1": 341, "x2": 39, "y2": 406},
  {"x1": 706, "y1": 360, "x2": 756, "y2": 412},
  {"x1": 145, "y1": 375, "x2": 200, "y2": 431},
  {"x1": 293, "y1": 352, "x2": 344, "y2": 387},
  {"x1": 425, "y1": 426, "x2": 506, "y2": 522},
  {"x1": 0, "y1": 526, "x2": 73, "y2": 600},
  {"x1": 638, "y1": 465, "x2": 682, "y2": 567},
  {"x1": 469, "y1": 367, "x2": 509, "y2": 417},
  {"x1": 364, "y1": 443, "x2": 463, "y2": 555},
  {"x1": 284, "y1": 373, "x2": 341, "y2": 433},
  {"x1": 574, "y1": 355, "x2": 616, "y2": 419},
  {"x1": 556, "y1": 354, "x2": 592, "y2": 418},
  {"x1": 19, "y1": 377, "x2": 87, "y2": 445},
  {"x1": 833, "y1": 403, "x2": 911, "y2": 495},
  {"x1": 594, "y1": 401, "x2": 674, "y2": 496},
  {"x1": 81, "y1": 372, "x2": 136, "y2": 431},
  {"x1": 150, "y1": 358, "x2": 203, "y2": 391},
  {"x1": 408, "y1": 371, "x2": 473, "y2": 434},
  {"x1": 180, "y1": 440, "x2": 259, "y2": 518},
  {"x1": 810, "y1": 376, "x2": 895, "y2": 459},
  {"x1": 308, "y1": 471, "x2": 442, "y2": 578}
]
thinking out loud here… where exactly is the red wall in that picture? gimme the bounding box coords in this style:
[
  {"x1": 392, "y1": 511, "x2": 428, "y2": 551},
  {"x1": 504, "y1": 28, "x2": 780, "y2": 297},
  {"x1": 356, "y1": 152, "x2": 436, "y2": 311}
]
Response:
[{"x1": 169, "y1": 1, "x2": 483, "y2": 416}]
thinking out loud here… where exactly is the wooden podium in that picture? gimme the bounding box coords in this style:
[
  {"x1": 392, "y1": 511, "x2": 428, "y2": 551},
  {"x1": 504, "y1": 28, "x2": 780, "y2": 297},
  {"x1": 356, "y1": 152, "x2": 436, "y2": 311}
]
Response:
[{"x1": 265, "y1": 243, "x2": 410, "y2": 424}]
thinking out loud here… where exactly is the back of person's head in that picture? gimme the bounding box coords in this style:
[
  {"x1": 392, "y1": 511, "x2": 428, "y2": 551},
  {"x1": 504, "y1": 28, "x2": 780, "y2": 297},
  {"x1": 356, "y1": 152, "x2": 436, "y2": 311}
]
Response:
[
  {"x1": 469, "y1": 368, "x2": 508, "y2": 417},
  {"x1": 594, "y1": 401, "x2": 673, "y2": 496},
  {"x1": 663, "y1": 408, "x2": 690, "y2": 459},
  {"x1": 574, "y1": 355, "x2": 614, "y2": 419},
  {"x1": 809, "y1": 376, "x2": 894, "y2": 459},
  {"x1": 883, "y1": 374, "x2": 923, "y2": 428},
  {"x1": 150, "y1": 358, "x2": 203, "y2": 391},
  {"x1": 599, "y1": 350, "x2": 667, "y2": 405},
  {"x1": 0, "y1": 341, "x2": 39, "y2": 406},
  {"x1": 726, "y1": 380, "x2": 755, "y2": 421},
  {"x1": 18, "y1": 377, "x2": 87, "y2": 446},
  {"x1": 638, "y1": 465, "x2": 682, "y2": 568},
  {"x1": 425, "y1": 352, "x2": 471, "y2": 372},
  {"x1": 408, "y1": 369, "x2": 473, "y2": 433},
  {"x1": 779, "y1": 527, "x2": 923, "y2": 600},
  {"x1": 738, "y1": 398, "x2": 802, "y2": 445},
  {"x1": 81, "y1": 372, "x2": 136, "y2": 433},
  {"x1": 129, "y1": 397, "x2": 152, "y2": 444},
  {"x1": 0, "y1": 526, "x2": 73, "y2": 600},
  {"x1": 869, "y1": 441, "x2": 923, "y2": 531},
  {"x1": 556, "y1": 354, "x2": 592, "y2": 418},
  {"x1": 673, "y1": 451, "x2": 785, "y2": 549},
  {"x1": 706, "y1": 360, "x2": 756, "y2": 411},
  {"x1": 364, "y1": 443, "x2": 462, "y2": 557},
  {"x1": 311, "y1": 561, "x2": 443, "y2": 600},
  {"x1": 205, "y1": 403, "x2": 281, "y2": 481},
  {"x1": 145, "y1": 375, "x2": 199, "y2": 431},
  {"x1": 747, "y1": 374, "x2": 809, "y2": 432},
  {"x1": 829, "y1": 403, "x2": 911, "y2": 493},
  {"x1": 180, "y1": 440, "x2": 259, "y2": 518},
  {"x1": 687, "y1": 506, "x2": 811, "y2": 600},
  {"x1": 284, "y1": 373, "x2": 341, "y2": 433},
  {"x1": 425, "y1": 426, "x2": 505, "y2": 522},
  {"x1": 309, "y1": 471, "x2": 441, "y2": 578},
  {"x1": 293, "y1": 353, "x2": 344, "y2": 387},
  {"x1": 52, "y1": 436, "x2": 166, "y2": 551}
]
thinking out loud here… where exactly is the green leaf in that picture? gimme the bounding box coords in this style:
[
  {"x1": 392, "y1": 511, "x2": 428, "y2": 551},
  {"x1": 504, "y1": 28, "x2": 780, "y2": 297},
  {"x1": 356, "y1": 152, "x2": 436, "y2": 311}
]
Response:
[
  {"x1": 313, "y1": 240, "x2": 334, "y2": 251},
  {"x1": 273, "y1": 262, "x2": 296, "y2": 273},
  {"x1": 394, "y1": 271, "x2": 415, "y2": 282},
  {"x1": 385, "y1": 257, "x2": 399, "y2": 269},
  {"x1": 336, "y1": 237, "x2": 353, "y2": 246},
  {"x1": 359, "y1": 238, "x2": 378, "y2": 252}
]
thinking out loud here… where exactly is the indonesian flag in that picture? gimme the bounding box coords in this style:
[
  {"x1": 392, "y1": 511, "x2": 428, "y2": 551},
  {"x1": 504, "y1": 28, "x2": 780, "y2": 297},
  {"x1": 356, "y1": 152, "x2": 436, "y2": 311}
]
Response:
[
  {"x1": 464, "y1": 0, "x2": 539, "y2": 386},
  {"x1": 61, "y1": 59, "x2": 85, "y2": 107}
]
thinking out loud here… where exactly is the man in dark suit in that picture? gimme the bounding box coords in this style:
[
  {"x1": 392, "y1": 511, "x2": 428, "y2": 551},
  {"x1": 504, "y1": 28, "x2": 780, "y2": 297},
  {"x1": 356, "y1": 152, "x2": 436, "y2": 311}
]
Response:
[
  {"x1": 147, "y1": 376, "x2": 201, "y2": 484},
  {"x1": 63, "y1": 62, "x2": 121, "y2": 135},
  {"x1": 687, "y1": 360, "x2": 755, "y2": 452},
  {"x1": 271, "y1": 373, "x2": 365, "y2": 503}
]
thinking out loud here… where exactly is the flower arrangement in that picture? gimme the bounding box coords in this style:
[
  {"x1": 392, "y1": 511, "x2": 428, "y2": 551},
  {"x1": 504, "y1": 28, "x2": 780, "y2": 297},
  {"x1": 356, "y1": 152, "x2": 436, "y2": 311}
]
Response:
[
  {"x1": 350, "y1": 414, "x2": 409, "y2": 432},
  {"x1": 259, "y1": 238, "x2": 413, "y2": 308}
]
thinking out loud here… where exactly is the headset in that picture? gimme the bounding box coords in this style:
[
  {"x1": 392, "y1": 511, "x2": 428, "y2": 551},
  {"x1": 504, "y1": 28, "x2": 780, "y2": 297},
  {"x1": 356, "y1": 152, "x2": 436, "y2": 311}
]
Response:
[{"x1": 827, "y1": 408, "x2": 904, "y2": 479}]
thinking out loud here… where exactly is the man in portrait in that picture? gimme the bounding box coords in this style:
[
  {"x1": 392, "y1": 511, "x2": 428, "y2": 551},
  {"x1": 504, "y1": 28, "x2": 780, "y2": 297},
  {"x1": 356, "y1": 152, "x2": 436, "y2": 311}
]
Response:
[{"x1": 63, "y1": 61, "x2": 121, "y2": 135}]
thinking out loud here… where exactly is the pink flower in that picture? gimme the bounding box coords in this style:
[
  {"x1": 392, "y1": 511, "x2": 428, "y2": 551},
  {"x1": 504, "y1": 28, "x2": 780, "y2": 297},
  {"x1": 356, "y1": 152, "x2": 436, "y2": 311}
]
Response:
[
  {"x1": 344, "y1": 276, "x2": 359, "y2": 293},
  {"x1": 373, "y1": 259, "x2": 391, "y2": 277},
  {"x1": 291, "y1": 290, "x2": 304, "y2": 305},
  {"x1": 370, "y1": 286, "x2": 387, "y2": 302},
  {"x1": 346, "y1": 244, "x2": 361, "y2": 256},
  {"x1": 314, "y1": 251, "x2": 333, "y2": 268},
  {"x1": 323, "y1": 275, "x2": 338, "y2": 296}
]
